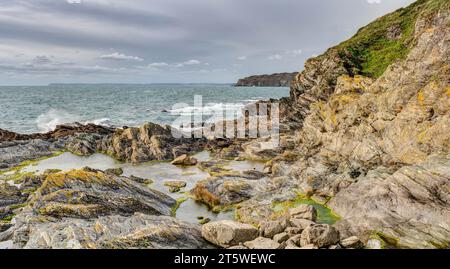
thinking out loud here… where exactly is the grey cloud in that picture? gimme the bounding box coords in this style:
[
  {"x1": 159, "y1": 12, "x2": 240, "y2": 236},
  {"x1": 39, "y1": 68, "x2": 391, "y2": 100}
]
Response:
[
  {"x1": 100, "y1": 52, "x2": 144, "y2": 62},
  {"x1": 0, "y1": 0, "x2": 416, "y2": 84}
]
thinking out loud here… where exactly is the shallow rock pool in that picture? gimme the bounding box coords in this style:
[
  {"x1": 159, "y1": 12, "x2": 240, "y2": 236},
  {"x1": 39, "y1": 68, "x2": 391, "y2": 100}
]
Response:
[{"x1": 14, "y1": 151, "x2": 265, "y2": 224}]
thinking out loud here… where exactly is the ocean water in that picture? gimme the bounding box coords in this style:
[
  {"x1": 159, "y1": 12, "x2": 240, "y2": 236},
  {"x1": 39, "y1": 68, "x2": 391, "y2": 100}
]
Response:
[{"x1": 0, "y1": 84, "x2": 289, "y2": 134}]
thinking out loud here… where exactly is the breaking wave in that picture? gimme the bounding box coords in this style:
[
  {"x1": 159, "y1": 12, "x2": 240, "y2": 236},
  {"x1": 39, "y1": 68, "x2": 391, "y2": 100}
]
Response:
[{"x1": 36, "y1": 109, "x2": 111, "y2": 133}]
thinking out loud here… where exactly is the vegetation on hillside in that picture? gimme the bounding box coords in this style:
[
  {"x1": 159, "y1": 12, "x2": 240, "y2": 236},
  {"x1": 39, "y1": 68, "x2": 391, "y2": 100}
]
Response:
[{"x1": 331, "y1": 0, "x2": 448, "y2": 78}]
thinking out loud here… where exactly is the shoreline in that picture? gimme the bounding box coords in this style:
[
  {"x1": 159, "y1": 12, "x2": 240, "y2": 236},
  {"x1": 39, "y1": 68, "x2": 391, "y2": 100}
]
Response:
[{"x1": 1, "y1": 0, "x2": 449, "y2": 249}]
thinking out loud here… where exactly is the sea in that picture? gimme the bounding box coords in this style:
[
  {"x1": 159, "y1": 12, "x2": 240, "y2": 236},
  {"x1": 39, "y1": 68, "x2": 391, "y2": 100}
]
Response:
[{"x1": 0, "y1": 84, "x2": 289, "y2": 134}]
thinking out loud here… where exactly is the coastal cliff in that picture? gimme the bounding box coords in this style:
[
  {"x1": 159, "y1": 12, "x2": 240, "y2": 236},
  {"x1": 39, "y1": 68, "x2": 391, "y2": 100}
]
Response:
[
  {"x1": 235, "y1": 72, "x2": 297, "y2": 87},
  {"x1": 0, "y1": 0, "x2": 448, "y2": 249},
  {"x1": 242, "y1": 0, "x2": 450, "y2": 248}
]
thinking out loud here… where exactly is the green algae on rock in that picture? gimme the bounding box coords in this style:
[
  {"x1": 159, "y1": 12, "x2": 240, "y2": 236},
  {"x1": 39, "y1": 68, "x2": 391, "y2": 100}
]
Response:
[{"x1": 272, "y1": 194, "x2": 341, "y2": 225}]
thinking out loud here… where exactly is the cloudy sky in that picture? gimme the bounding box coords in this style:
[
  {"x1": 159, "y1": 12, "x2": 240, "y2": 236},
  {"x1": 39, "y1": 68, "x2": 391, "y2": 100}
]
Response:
[{"x1": 0, "y1": 0, "x2": 415, "y2": 85}]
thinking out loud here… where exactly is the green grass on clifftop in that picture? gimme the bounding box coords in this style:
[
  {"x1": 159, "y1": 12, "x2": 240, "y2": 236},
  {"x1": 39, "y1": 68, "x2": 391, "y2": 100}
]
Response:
[{"x1": 332, "y1": 0, "x2": 448, "y2": 78}]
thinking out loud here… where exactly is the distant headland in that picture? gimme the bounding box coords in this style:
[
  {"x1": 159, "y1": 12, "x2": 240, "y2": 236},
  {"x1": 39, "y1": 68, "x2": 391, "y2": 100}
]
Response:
[{"x1": 235, "y1": 72, "x2": 297, "y2": 87}]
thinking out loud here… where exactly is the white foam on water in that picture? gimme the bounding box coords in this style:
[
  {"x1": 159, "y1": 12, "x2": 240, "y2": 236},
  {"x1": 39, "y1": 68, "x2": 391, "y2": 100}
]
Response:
[
  {"x1": 36, "y1": 109, "x2": 80, "y2": 132},
  {"x1": 169, "y1": 103, "x2": 246, "y2": 116},
  {"x1": 35, "y1": 109, "x2": 111, "y2": 132},
  {"x1": 84, "y1": 117, "x2": 111, "y2": 126}
]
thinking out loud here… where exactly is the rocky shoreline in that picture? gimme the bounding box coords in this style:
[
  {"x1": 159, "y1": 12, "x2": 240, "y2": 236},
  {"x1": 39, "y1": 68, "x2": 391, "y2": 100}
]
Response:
[{"x1": 1, "y1": 0, "x2": 449, "y2": 249}]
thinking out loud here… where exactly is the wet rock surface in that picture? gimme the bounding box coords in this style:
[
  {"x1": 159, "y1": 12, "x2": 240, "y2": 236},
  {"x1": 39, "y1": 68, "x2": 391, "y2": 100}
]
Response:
[
  {"x1": 0, "y1": 168, "x2": 211, "y2": 249},
  {"x1": 19, "y1": 213, "x2": 210, "y2": 249},
  {"x1": 0, "y1": 123, "x2": 114, "y2": 142},
  {"x1": 171, "y1": 154, "x2": 198, "y2": 166},
  {"x1": 95, "y1": 123, "x2": 206, "y2": 163}
]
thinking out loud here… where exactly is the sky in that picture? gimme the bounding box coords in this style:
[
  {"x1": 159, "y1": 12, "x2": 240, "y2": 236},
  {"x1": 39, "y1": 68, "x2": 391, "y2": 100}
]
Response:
[{"x1": 0, "y1": 0, "x2": 415, "y2": 85}]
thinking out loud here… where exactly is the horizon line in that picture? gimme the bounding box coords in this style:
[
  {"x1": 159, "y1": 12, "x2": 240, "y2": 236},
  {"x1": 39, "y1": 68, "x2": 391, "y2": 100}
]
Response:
[{"x1": 0, "y1": 82, "x2": 236, "y2": 87}]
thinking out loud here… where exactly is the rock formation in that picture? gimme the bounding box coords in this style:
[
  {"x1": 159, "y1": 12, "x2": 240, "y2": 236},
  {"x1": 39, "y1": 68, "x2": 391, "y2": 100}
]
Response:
[
  {"x1": 0, "y1": 168, "x2": 210, "y2": 249},
  {"x1": 235, "y1": 72, "x2": 297, "y2": 87},
  {"x1": 235, "y1": 0, "x2": 450, "y2": 249},
  {"x1": 69, "y1": 122, "x2": 206, "y2": 163}
]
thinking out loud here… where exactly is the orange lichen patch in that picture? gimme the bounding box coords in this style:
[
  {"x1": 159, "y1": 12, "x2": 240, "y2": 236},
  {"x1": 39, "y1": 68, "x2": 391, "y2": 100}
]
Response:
[
  {"x1": 399, "y1": 148, "x2": 428, "y2": 165},
  {"x1": 446, "y1": 87, "x2": 450, "y2": 98},
  {"x1": 39, "y1": 189, "x2": 80, "y2": 203},
  {"x1": 333, "y1": 93, "x2": 360, "y2": 104},
  {"x1": 94, "y1": 221, "x2": 105, "y2": 234},
  {"x1": 222, "y1": 180, "x2": 250, "y2": 193},
  {"x1": 38, "y1": 169, "x2": 109, "y2": 192},
  {"x1": 417, "y1": 129, "x2": 429, "y2": 143},
  {"x1": 38, "y1": 202, "x2": 106, "y2": 218},
  {"x1": 191, "y1": 183, "x2": 220, "y2": 208},
  {"x1": 281, "y1": 151, "x2": 299, "y2": 161},
  {"x1": 417, "y1": 89, "x2": 425, "y2": 106}
]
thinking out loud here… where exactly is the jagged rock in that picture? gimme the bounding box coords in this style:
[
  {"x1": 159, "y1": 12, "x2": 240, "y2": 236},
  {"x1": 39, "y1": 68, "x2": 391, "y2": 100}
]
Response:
[
  {"x1": 260, "y1": 218, "x2": 288, "y2": 238},
  {"x1": 286, "y1": 234, "x2": 302, "y2": 247},
  {"x1": 243, "y1": 237, "x2": 281, "y2": 249},
  {"x1": 340, "y1": 236, "x2": 364, "y2": 249},
  {"x1": 105, "y1": 168, "x2": 123, "y2": 176},
  {"x1": 241, "y1": 170, "x2": 267, "y2": 180},
  {"x1": 0, "y1": 123, "x2": 114, "y2": 169},
  {"x1": 27, "y1": 168, "x2": 175, "y2": 218},
  {"x1": 66, "y1": 133, "x2": 103, "y2": 156},
  {"x1": 329, "y1": 155, "x2": 450, "y2": 248},
  {"x1": 0, "y1": 123, "x2": 113, "y2": 142},
  {"x1": 129, "y1": 175, "x2": 153, "y2": 185},
  {"x1": 273, "y1": 232, "x2": 289, "y2": 243},
  {"x1": 16, "y1": 213, "x2": 211, "y2": 249},
  {"x1": 98, "y1": 123, "x2": 205, "y2": 164},
  {"x1": 171, "y1": 154, "x2": 198, "y2": 166},
  {"x1": 290, "y1": 218, "x2": 315, "y2": 230},
  {"x1": 0, "y1": 183, "x2": 26, "y2": 208},
  {"x1": 285, "y1": 227, "x2": 302, "y2": 237},
  {"x1": 0, "y1": 139, "x2": 65, "y2": 169},
  {"x1": 261, "y1": 0, "x2": 450, "y2": 249},
  {"x1": 0, "y1": 183, "x2": 27, "y2": 222},
  {"x1": 289, "y1": 204, "x2": 317, "y2": 221},
  {"x1": 241, "y1": 139, "x2": 282, "y2": 161},
  {"x1": 1, "y1": 169, "x2": 210, "y2": 249},
  {"x1": 0, "y1": 222, "x2": 12, "y2": 233},
  {"x1": 191, "y1": 176, "x2": 259, "y2": 207},
  {"x1": 201, "y1": 220, "x2": 259, "y2": 248},
  {"x1": 300, "y1": 224, "x2": 340, "y2": 248},
  {"x1": 164, "y1": 181, "x2": 187, "y2": 193}
]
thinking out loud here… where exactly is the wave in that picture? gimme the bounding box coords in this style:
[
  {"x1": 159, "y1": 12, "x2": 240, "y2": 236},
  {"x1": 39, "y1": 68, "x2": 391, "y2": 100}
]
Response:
[
  {"x1": 169, "y1": 103, "x2": 246, "y2": 116},
  {"x1": 84, "y1": 118, "x2": 111, "y2": 126},
  {"x1": 36, "y1": 109, "x2": 79, "y2": 132},
  {"x1": 36, "y1": 109, "x2": 111, "y2": 133}
]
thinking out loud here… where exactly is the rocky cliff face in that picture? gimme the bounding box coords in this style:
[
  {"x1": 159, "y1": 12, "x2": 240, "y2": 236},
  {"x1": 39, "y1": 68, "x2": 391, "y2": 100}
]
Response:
[
  {"x1": 266, "y1": 0, "x2": 450, "y2": 248},
  {"x1": 236, "y1": 72, "x2": 297, "y2": 87}
]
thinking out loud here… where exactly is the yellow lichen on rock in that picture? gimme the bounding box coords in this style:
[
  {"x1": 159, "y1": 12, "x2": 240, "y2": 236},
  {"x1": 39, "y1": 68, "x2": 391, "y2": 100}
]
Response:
[{"x1": 191, "y1": 182, "x2": 221, "y2": 208}]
